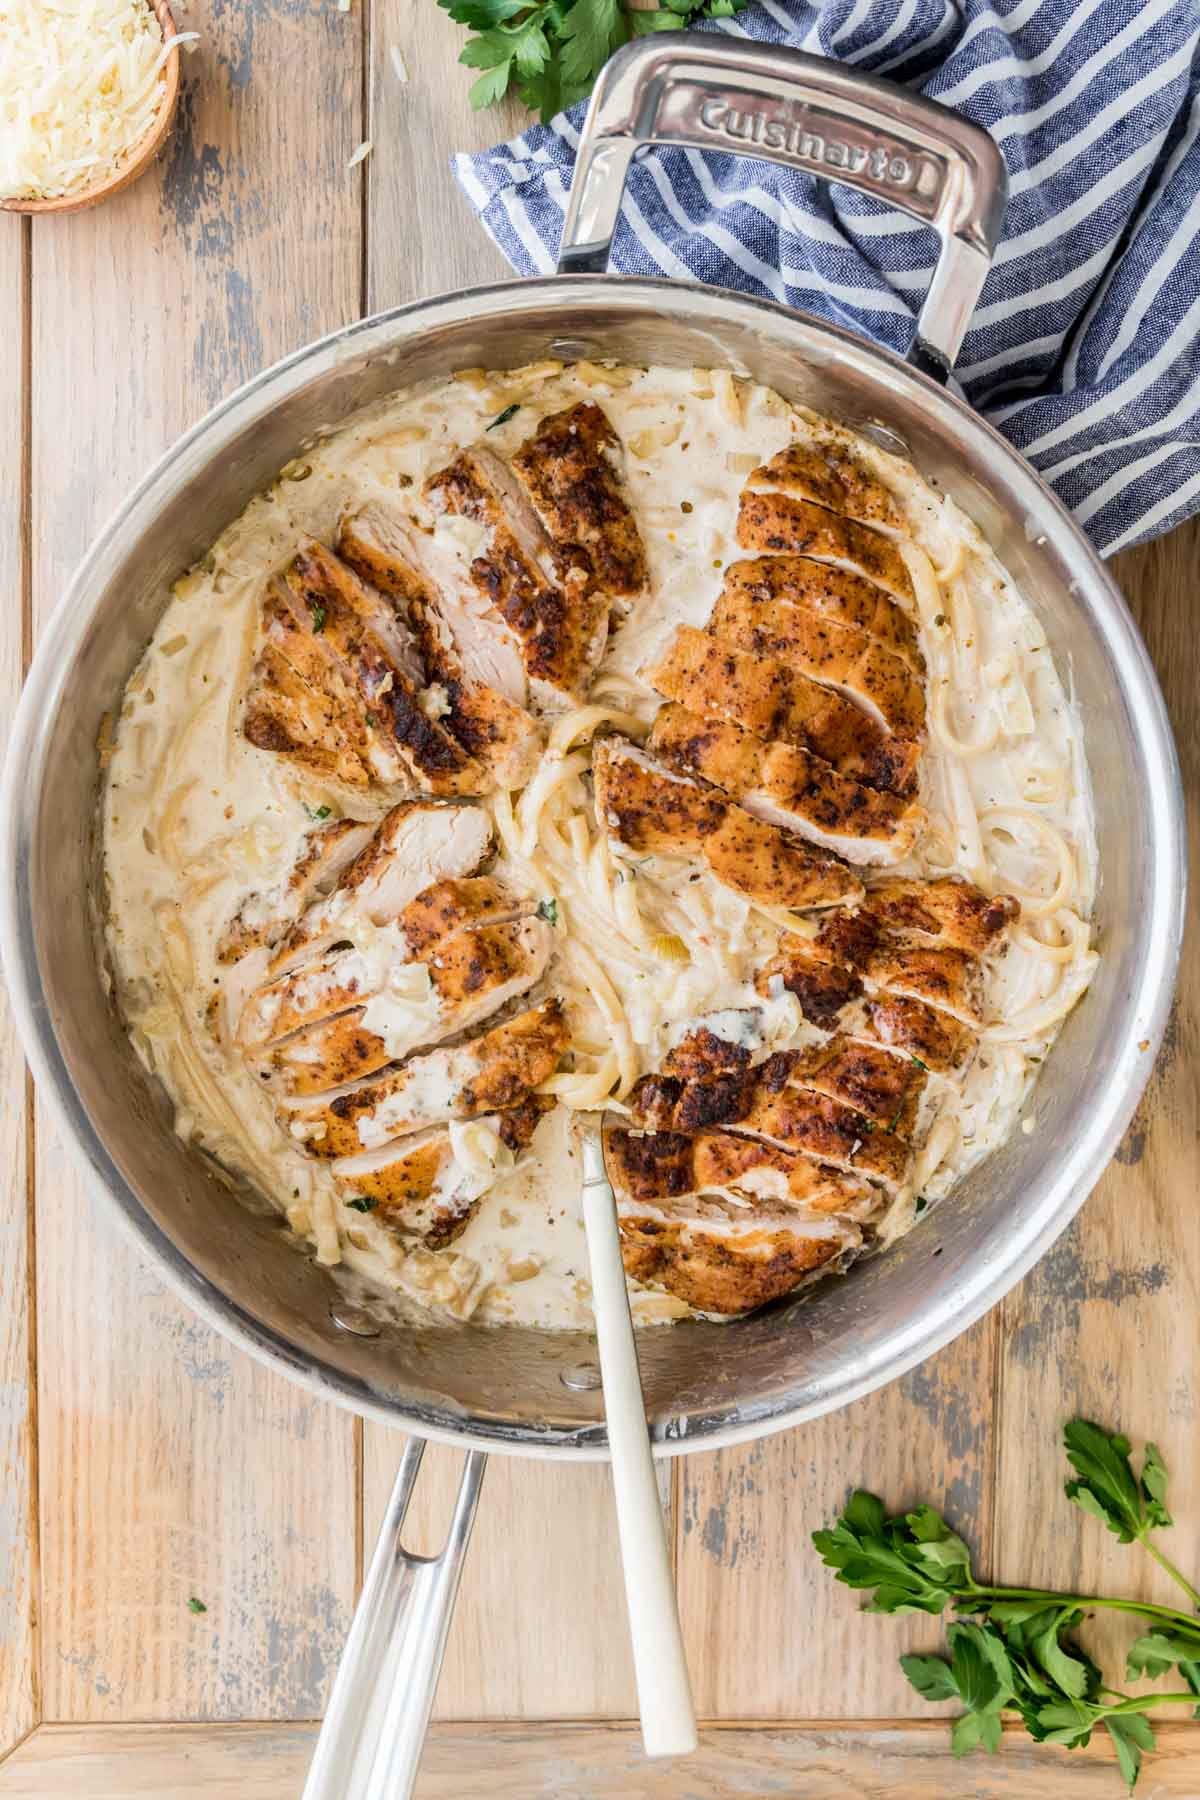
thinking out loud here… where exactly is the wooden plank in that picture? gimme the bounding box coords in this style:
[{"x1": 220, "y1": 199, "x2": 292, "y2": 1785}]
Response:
[
  {"x1": 364, "y1": 0, "x2": 517, "y2": 309},
  {"x1": 359, "y1": 19, "x2": 648, "y2": 1723},
  {"x1": 994, "y1": 520, "x2": 1200, "y2": 1685},
  {"x1": 675, "y1": 1318, "x2": 999, "y2": 1718},
  {"x1": 0, "y1": 215, "x2": 37, "y2": 1757},
  {"x1": 27, "y1": 0, "x2": 365, "y2": 1722},
  {"x1": 362, "y1": 1430, "x2": 647, "y2": 1720},
  {"x1": 5, "y1": 1720, "x2": 1200, "y2": 1796}
]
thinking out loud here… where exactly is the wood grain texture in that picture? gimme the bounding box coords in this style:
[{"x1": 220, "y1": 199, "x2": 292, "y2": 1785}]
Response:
[
  {"x1": 0, "y1": 215, "x2": 37, "y2": 1759},
  {"x1": 4, "y1": 1720, "x2": 1200, "y2": 1796},
  {"x1": 993, "y1": 520, "x2": 1200, "y2": 1689},
  {"x1": 675, "y1": 1318, "x2": 999, "y2": 1719},
  {"x1": 26, "y1": 0, "x2": 365, "y2": 1723},
  {"x1": 362, "y1": 1430, "x2": 663, "y2": 1720},
  {"x1": 365, "y1": 0, "x2": 517, "y2": 310}
]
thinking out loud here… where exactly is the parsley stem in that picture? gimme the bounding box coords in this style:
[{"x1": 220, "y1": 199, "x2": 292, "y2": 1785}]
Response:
[
  {"x1": 1141, "y1": 1539, "x2": 1200, "y2": 1611},
  {"x1": 967, "y1": 1585, "x2": 1200, "y2": 1634},
  {"x1": 1101, "y1": 1693, "x2": 1200, "y2": 1714}
]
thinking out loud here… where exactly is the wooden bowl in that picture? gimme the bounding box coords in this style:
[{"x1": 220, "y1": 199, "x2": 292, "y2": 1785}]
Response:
[{"x1": 1, "y1": 0, "x2": 181, "y2": 216}]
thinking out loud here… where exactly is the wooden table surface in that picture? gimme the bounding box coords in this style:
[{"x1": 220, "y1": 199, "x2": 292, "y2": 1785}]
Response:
[{"x1": 1, "y1": 6, "x2": 1197, "y2": 1794}]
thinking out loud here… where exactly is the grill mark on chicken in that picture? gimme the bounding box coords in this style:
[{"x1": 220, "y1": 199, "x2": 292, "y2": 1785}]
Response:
[
  {"x1": 709, "y1": 580, "x2": 926, "y2": 737},
  {"x1": 646, "y1": 626, "x2": 920, "y2": 797},
  {"x1": 647, "y1": 703, "x2": 921, "y2": 866},
  {"x1": 737, "y1": 489, "x2": 916, "y2": 605},
  {"x1": 337, "y1": 507, "x2": 541, "y2": 789},
  {"x1": 746, "y1": 440, "x2": 904, "y2": 536},
  {"x1": 510, "y1": 402, "x2": 647, "y2": 603},
  {"x1": 280, "y1": 540, "x2": 482, "y2": 794},
  {"x1": 592, "y1": 737, "x2": 860, "y2": 910}
]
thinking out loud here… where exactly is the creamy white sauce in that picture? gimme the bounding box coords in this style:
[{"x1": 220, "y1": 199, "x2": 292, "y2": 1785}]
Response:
[{"x1": 101, "y1": 360, "x2": 1098, "y2": 1329}]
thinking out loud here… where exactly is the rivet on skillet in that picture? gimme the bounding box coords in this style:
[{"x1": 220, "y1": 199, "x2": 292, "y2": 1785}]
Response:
[
  {"x1": 330, "y1": 1305, "x2": 381, "y2": 1338},
  {"x1": 560, "y1": 1361, "x2": 602, "y2": 1390}
]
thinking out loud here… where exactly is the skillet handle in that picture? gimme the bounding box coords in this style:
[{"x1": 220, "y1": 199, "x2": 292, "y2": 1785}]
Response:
[
  {"x1": 557, "y1": 35, "x2": 1007, "y2": 377},
  {"x1": 302, "y1": 1439, "x2": 486, "y2": 1800}
]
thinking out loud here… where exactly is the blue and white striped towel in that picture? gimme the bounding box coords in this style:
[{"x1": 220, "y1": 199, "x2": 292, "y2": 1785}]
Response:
[{"x1": 456, "y1": 1, "x2": 1200, "y2": 556}]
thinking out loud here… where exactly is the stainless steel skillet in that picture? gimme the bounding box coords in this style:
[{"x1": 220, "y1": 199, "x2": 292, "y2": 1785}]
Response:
[{"x1": 0, "y1": 35, "x2": 1184, "y2": 1800}]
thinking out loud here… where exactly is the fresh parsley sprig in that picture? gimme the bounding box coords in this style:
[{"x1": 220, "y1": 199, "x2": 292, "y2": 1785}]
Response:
[
  {"x1": 812, "y1": 1421, "x2": 1200, "y2": 1790},
  {"x1": 438, "y1": 0, "x2": 747, "y2": 122}
]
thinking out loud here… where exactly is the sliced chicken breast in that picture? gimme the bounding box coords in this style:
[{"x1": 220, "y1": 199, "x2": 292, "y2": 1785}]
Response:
[
  {"x1": 704, "y1": 809, "x2": 862, "y2": 911},
  {"x1": 593, "y1": 738, "x2": 859, "y2": 910},
  {"x1": 592, "y1": 736, "x2": 726, "y2": 856},
  {"x1": 745, "y1": 439, "x2": 904, "y2": 536},
  {"x1": 618, "y1": 1197, "x2": 858, "y2": 1315},
  {"x1": 708, "y1": 580, "x2": 926, "y2": 737},
  {"x1": 217, "y1": 819, "x2": 375, "y2": 965},
  {"x1": 243, "y1": 601, "x2": 375, "y2": 789},
  {"x1": 607, "y1": 1124, "x2": 875, "y2": 1220},
  {"x1": 337, "y1": 507, "x2": 541, "y2": 789},
  {"x1": 511, "y1": 402, "x2": 647, "y2": 603},
  {"x1": 268, "y1": 800, "x2": 491, "y2": 975},
  {"x1": 863, "y1": 876, "x2": 1020, "y2": 954},
  {"x1": 864, "y1": 943, "x2": 984, "y2": 1029},
  {"x1": 396, "y1": 876, "x2": 518, "y2": 956},
  {"x1": 788, "y1": 1035, "x2": 926, "y2": 1136},
  {"x1": 736, "y1": 490, "x2": 916, "y2": 605},
  {"x1": 734, "y1": 1083, "x2": 909, "y2": 1192},
  {"x1": 260, "y1": 914, "x2": 551, "y2": 1097},
  {"x1": 645, "y1": 626, "x2": 921, "y2": 797},
  {"x1": 647, "y1": 703, "x2": 922, "y2": 866},
  {"x1": 717, "y1": 555, "x2": 923, "y2": 674},
  {"x1": 855, "y1": 993, "x2": 977, "y2": 1074},
  {"x1": 285, "y1": 999, "x2": 568, "y2": 1159},
  {"x1": 426, "y1": 442, "x2": 607, "y2": 709},
  {"x1": 756, "y1": 931, "x2": 867, "y2": 1027},
  {"x1": 280, "y1": 540, "x2": 482, "y2": 795}
]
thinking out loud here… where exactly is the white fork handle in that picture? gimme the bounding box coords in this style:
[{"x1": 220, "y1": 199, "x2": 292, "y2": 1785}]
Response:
[{"x1": 580, "y1": 1131, "x2": 699, "y2": 1759}]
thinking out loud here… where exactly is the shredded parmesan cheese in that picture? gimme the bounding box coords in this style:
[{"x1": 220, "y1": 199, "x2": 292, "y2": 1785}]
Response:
[{"x1": 0, "y1": 0, "x2": 198, "y2": 202}]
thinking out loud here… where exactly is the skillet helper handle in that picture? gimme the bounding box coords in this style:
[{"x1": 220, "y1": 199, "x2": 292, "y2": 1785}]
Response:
[
  {"x1": 580, "y1": 1132, "x2": 698, "y2": 1758},
  {"x1": 557, "y1": 35, "x2": 1008, "y2": 377},
  {"x1": 302, "y1": 1438, "x2": 486, "y2": 1800}
]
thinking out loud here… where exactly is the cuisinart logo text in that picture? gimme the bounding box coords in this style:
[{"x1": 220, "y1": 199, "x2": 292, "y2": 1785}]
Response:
[{"x1": 696, "y1": 99, "x2": 926, "y2": 190}]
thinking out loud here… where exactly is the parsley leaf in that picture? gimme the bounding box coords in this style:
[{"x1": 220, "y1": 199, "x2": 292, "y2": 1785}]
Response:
[
  {"x1": 486, "y1": 403, "x2": 521, "y2": 431},
  {"x1": 438, "y1": 0, "x2": 748, "y2": 123},
  {"x1": 310, "y1": 602, "x2": 327, "y2": 633},
  {"x1": 345, "y1": 1196, "x2": 378, "y2": 1214},
  {"x1": 1064, "y1": 1421, "x2": 1173, "y2": 1541},
  {"x1": 187, "y1": 1596, "x2": 207, "y2": 1614},
  {"x1": 536, "y1": 896, "x2": 559, "y2": 925},
  {"x1": 305, "y1": 804, "x2": 332, "y2": 822}
]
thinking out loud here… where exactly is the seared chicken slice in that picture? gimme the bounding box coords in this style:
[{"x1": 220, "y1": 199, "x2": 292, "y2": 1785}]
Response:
[
  {"x1": 238, "y1": 877, "x2": 518, "y2": 1052},
  {"x1": 647, "y1": 704, "x2": 922, "y2": 866},
  {"x1": 217, "y1": 818, "x2": 375, "y2": 965},
  {"x1": 268, "y1": 800, "x2": 491, "y2": 975},
  {"x1": 745, "y1": 440, "x2": 903, "y2": 536},
  {"x1": 645, "y1": 626, "x2": 921, "y2": 796},
  {"x1": 280, "y1": 540, "x2": 481, "y2": 795},
  {"x1": 705, "y1": 809, "x2": 862, "y2": 911},
  {"x1": 788, "y1": 1035, "x2": 926, "y2": 1134},
  {"x1": 243, "y1": 597, "x2": 375, "y2": 788},
  {"x1": 592, "y1": 738, "x2": 859, "y2": 910},
  {"x1": 617, "y1": 1190, "x2": 859, "y2": 1314},
  {"x1": 736, "y1": 490, "x2": 916, "y2": 605},
  {"x1": 864, "y1": 943, "x2": 984, "y2": 1029},
  {"x1": 425, "y1": 441, "x2": 606, "y2": 709},
  {"x1": 284, "y1": 999, "x2": 568, "y2": 1159},
  {"x1": 591, "y1": 737, "x2": 725, "y2": 856},
  {"x1": 260, "y1": 914, "x2": 552, "y2": 1097},
  {"x1": 338, "y1": 507, "x2": 541, "y2": 789},
  {"x1": 510, "y1": 402, "x2": 647, "y2": 604},
  {"x1": 607, "y1": 1124, "x2": 875, "y2": 1219},
  {"x1": 864, "y1": 876, "x2": 1020, "y2": 954},
  {"x1": 735, "y1": 1082, "x2": 909, "y2": 1192},
  {"x1": 756, "y1": 931, "x2": 867, "y2": 1028},
  {"x1": 709, "y1": 579, "x2": 926, "y2": 736},
  {"x1": 332, "y1": 1101, "x2": 550, "y2": 1249},
  {"x1": 856, "y1": 993, "x2": 977, "y2": 1074},
  {"x1": 718, "y1": 555, "x2": 923, "y2": 674}
]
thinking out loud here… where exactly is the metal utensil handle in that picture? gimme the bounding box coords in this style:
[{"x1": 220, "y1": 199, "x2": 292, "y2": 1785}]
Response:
[
  {"x1": 580, "y1": 1131, "x2": 697, "y2": 1759},
  {"x1": 302, "y1": 1438, "x2": 486, "y2": 1800},
  {"x1": 557, "y1": 35, "x2": 1008, "y2": 375}
]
